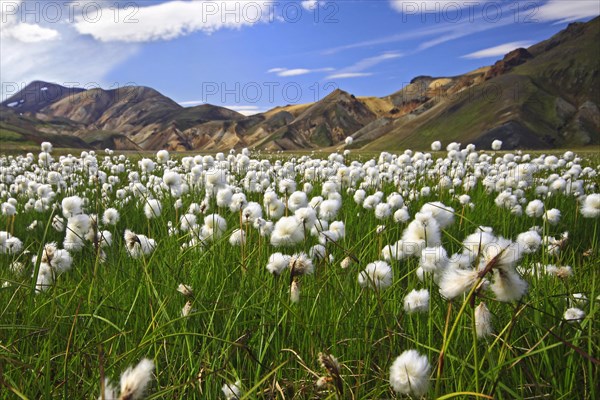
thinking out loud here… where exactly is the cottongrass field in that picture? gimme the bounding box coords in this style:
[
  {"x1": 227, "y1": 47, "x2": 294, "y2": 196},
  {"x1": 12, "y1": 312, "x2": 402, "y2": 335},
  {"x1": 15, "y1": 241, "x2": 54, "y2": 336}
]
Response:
[{"x1": 0, "y1": 141, "x2": 598, "y2": 399}]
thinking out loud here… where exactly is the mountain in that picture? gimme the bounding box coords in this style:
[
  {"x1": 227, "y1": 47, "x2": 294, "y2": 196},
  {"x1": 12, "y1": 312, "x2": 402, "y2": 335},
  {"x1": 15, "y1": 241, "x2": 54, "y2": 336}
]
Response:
[
  {"x1": 1, "y1": 16, "x2": 598, "y2": 152},
  {"x1": 1, "y1": 81, "x2": 86, "y2": 114},
  {"x1": 0, "y1": 105, "x2": 91, "y2": 149},
  {"x1": 248, "y1": 89, "x2": 379, "y2": 150},
  {"x1": 42, "y1": 86, "x2": 181, "y2": 127},
  {"x1": 0, "y1": 85, "x2": 245, "y2": 151}
]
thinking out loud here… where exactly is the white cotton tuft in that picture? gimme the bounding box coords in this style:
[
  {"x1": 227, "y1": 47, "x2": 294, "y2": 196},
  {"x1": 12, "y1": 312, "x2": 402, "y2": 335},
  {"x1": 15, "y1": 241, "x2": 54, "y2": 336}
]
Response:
[
  {"x1": 271, "y1": 216, "x2": 304, "y2": 247},
  {"x1": 62, "y1": 196, "x2": 83, "y2": 218},
  {"x1": 403, "y1": 289, "x2": 430, "y2": 313},
  {"x1": 525, "y1": 199, "x2": 544, "y2": 218},
  {"x1": 543, "y1": 208, "x2": 561, "y2": 225},
  {"x1": 490, "y1": 269, "x2": 528, "y2": 302},
  {"x1": 389, "y1": 350, "x2": 430, "y2": 396},
  {"x1": 102, "y1": 208, "x2": 120, "y2": 226},
  {"x1": 289, "y1": 252, "x2": 314, "y2": 276},
  {"x1": 420, "y1": 202, "x2": 455, "y2": 229},
  {"x1": 144, "y1": 199, "x2": 162, "y2": 219},
  {"x1": 516, "y1": 230, "x2": 542, "y2": 254},
  {"x1": 222, "y1": 380, "x2": 243, "y2": 400},
  {"x1": 319, "y1": 199, "x2": 341, "y2": 221},
  {"x1": 580, "y1": 193, "x2": 600, "y2": 218},
  {"x1": 119, "y1": 358, "x2": 155, "y2": 400},
  {"x1": 202, "y1": 214, "x2": 227, "y2": 240},
  {"x1": 229, "y1": 229, "x2": 246, "y2": 246},
  {"x1": 358, "y1": 261, "x2": 393, "y2": 290},
  {"x1": 475, "y1": 302, "x2": 493, "y2": 338},
  {"x1": 266, "y1": 253, "x2": 290, "y2": 275},
  {"x1": 564, "y1": 307, "x2": 585, "y2": 323},
  {"x1": 438, "y1": 268, "x2": 479, "y2": 299}
]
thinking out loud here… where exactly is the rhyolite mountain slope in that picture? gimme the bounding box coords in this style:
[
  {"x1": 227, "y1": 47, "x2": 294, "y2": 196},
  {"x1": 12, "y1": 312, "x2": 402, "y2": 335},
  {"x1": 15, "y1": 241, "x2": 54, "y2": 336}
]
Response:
[{"x1": 1, "y1": 17, "x2": 598, "y2": 151}]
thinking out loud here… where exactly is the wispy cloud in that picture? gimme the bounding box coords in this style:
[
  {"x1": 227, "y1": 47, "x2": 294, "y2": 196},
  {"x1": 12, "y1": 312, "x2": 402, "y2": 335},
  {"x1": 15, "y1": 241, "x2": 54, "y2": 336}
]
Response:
[
  {"x1": 327, "y1": 52, "x2": 402, "y2": 79},
  {"x1": 177, "y1": 102, "x2": 266, "y2": 115},
  {"x1": 178, "y1": 100, "x2": 205, "y2": 106},
  {"x1": 323, "y1": 1, "x2": 522, "y2": 56},
  {"x1": 417, "y1": 16, "x2": 515, "y2": 51},
  {"x1": 389, "y1": 0, "x2": 489, "y2": 13},
  {"x1": 225, "y1": 105, "x2": 268, "y2": 116},
  {"x1": 74, "y1": 0, "x2": 277, "y2": 43},
  {"x1": 537, "y1": 0, "x2": 599, "y2": 23},
  {"x1": 462, "y1": 41, "x2": 534, "y2": 59},
  {"x1": 321, "y1": 24, "x2": 453, "y2": 55},
  {"x1": 328, "y1": 72, "x2": 373, "y2": 79},
  {"x1": 267, "y1": 67, "x2": 334, "y2": 77}
]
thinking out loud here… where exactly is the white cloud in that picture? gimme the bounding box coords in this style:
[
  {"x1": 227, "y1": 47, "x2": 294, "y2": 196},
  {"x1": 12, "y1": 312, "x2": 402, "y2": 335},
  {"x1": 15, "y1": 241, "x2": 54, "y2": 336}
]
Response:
[
  {"x1": 301, "y1": 0, "x2": 319, "y2": 11},
  {"x1": 0, "y1": 2, "x2": 60, "y2": 43},
  {"x1": 0, "y1": 3, "x2": 137, "y2": 100},
  {"x1": 1, "y1": 22, "x2": 60, "y2": 43},
  {"x1": 327, "y1": 52, "x2": 402, "y2": 79},
  {"x1": 537, "y1": 0, "x2": 599, "y2": 23},
  {"x1": 328, "y1": 72, "x2": 373, "y2": 79},
  {"x1": 279, "y1": 68, "x2": 312, "y2": 77},
  {"x1": 73, "y1": 0, "x2": 276, "y2": 42},
  {"x1": 267, "y1": 67, "x2": 334, "y2": 77},
  {"x1": 462, "y1": 41, "x2": 534, "y2": 59}
]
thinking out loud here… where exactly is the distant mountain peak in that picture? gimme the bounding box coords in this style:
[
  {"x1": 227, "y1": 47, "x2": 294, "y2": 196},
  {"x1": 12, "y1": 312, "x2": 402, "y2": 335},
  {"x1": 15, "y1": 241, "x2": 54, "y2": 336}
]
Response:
[{"x1": 1, "y1": 81, "x2": 85, "y2": 114}]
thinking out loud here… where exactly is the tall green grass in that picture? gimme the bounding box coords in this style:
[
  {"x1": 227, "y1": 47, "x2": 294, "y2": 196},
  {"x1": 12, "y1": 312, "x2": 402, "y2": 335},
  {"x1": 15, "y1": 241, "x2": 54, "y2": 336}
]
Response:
[{"x1": 0, "y1": 152, "x2": 598, "y2": 399}]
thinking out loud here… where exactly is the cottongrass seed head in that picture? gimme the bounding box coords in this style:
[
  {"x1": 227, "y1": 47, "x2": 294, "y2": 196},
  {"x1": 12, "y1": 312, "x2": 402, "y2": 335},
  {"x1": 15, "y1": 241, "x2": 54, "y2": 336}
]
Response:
[
  {"x1": 580, "y1": 193, "x2": 600, "y2": 218},
  {"x1": 119, "y1": 358, "x2": 155, "y2": 400},
  {"x1": 181, "y1": 301, "x2": 193, "y2": 317},
  {"x1": 564, "y1": 307, "x2": 585, "y2": 323},
  {"x1": 358, "y1": 261, "x2": 393, "y2": 290},
  {"x1": 177, "y1": 283, "x2": 193, "y2": 297},
  {"x1": 289, "y1": 252, "x2": 314, "y2": 276},
  {"x1": 222, "y1": 380, "x2": 242, "y2": 399},
  {"x1": 475, "y1": 302, "x2": 493, "y2": 338},
  {"x1": 290, "y1": 280, "x2": 300, "y2": 303},
  {"x1": 438, "y1": 268, "x2": 480, "y2": 299},
  {"x1": 389, "y1": 349, "x2": 431, "y2": 396},
  {"x1": 266, "y1": 252, "x2": 290, "y2": 275},
  {"x1": 403, "y1": 289, "x2": 430, "y2": 313},
  {"x1": 318, "y1": 352, "x2": 343, "y2": 394}
]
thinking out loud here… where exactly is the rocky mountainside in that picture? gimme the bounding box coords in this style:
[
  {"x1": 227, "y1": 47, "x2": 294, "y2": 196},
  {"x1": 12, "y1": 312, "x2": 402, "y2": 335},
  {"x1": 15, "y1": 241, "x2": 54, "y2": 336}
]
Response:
[{"x1": 1, "y1": 16, "x2": 598, "y2": 151}]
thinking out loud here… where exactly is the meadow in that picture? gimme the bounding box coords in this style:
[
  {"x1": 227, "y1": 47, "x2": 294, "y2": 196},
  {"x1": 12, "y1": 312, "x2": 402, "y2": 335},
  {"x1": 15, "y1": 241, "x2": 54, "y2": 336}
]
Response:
[{"x1": 0, "y1": 141, "x2": 598, "y2": 399}]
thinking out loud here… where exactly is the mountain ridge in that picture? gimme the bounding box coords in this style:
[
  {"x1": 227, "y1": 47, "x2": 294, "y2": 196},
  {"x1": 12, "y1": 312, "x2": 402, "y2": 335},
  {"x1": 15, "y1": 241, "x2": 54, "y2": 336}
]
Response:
[{"x1": 1, "y1": 17, "x2": 598, "y2": 151}]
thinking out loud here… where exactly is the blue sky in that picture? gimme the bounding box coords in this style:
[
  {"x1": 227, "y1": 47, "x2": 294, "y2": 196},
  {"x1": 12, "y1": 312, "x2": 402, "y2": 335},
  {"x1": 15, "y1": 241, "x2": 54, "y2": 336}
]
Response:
[{"x1": 1, "y1": 0, "x2": 598, "y2": 114}]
